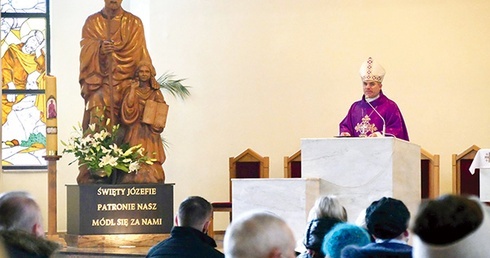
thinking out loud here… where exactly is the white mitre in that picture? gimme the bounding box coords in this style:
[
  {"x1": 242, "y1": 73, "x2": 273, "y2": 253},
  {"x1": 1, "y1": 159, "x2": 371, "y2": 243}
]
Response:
[
  {"x1": 412, "y1": 202, "x2": 490, "y2": 258},
  {"x1": 359, "y1": 57, "x2": 385, "y2": 82}
]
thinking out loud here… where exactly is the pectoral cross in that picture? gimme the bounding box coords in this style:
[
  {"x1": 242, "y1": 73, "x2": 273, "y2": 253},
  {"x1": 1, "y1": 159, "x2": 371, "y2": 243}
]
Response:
[{"x1": 355, "y1": 115, "x2": 377, "y2": 137}]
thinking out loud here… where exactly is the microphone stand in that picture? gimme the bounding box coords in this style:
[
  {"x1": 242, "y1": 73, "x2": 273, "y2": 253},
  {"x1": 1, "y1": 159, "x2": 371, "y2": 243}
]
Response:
[{"x1": 366, "y1": 99, "x2": 386, "y2": 137}]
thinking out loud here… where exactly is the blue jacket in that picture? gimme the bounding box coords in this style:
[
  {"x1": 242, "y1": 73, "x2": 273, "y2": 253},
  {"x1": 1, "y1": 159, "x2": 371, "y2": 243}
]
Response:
[
  {"x1": 146, "y1": 226, "x2": 224, "y2": 258},
  {"x1": 341, "y1": 241, "x2": 412, "y2": 258}
]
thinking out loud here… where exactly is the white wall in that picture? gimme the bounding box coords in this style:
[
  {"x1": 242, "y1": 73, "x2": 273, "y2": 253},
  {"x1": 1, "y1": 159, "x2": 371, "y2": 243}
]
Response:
[{"x1": 2, "y1": 0, "x2": 490, "y2": 232}]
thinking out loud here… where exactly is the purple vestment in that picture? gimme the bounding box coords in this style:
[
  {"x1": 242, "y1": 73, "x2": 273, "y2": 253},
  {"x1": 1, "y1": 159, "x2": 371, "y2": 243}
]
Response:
[{"x1": 339, "y1": 92, "x2": 409, "y2": 141}]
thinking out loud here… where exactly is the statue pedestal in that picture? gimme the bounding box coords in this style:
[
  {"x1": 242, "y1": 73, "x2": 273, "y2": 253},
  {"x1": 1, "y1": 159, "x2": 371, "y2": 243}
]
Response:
[{"x1": 66, "y1": 184, "x2": 174, "y2": 247}]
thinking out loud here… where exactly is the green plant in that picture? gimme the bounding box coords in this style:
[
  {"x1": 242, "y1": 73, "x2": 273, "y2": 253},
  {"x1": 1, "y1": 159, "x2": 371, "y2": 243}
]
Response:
[
  {"x1": 157, "y1": 72, "x2": 191, "y2": 100},
  {"x1": 157, "y1": 72, "x2": 190, "y2": 148}
]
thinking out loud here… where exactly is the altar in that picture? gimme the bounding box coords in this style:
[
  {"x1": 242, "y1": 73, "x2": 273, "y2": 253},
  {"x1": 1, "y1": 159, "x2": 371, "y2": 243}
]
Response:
[
  {"x1": 232, "y1": 137, "x2": 421, "y2": 239},
  {"x1": 302, "y1": 137, "x2": 421, "y2": 222}
]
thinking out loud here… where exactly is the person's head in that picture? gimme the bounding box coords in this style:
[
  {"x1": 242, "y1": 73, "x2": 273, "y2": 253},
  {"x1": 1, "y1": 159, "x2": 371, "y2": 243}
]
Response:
[
  {"x1": 103, "y1": 0, "x2": 123, "y2": 14},
  {"x1": 304, "y1": 218, "x2": 343, "y2": 258},
  {"x1": 22, "y1": 30, "x2": 44, "y2": 54},
  {"x1": 359, "y1": 57, "x2": 385, "y2": 99},
  {"x1": 224, "y1": 211, "x2": 296, "y2": 258},
  {"x1": 308, "y1": 195, "x2": 347, "y2": 222},
  {"x1": 137, "y1": 64, "x2": 151, "y2": 83},
  {"x1": 134, "y1": 61, "x2": 159, "y2": 89},
  {"x1": 0, "y1": 191, "x2": 44, "y2": 237},
  {"x1": 322, "y1": 223, "x2": 371, "y2": 258},
  {"x1": 412, "y1": 194, "x2": 483, "y2": 244},
  {"x1": 175, "y1": 196, "x2": 213, "y2": 233},
  {"x1": 412, "y1": 194, "x2": 490, "y2": 258},
  {"x1": 365, "y1": 197, "x2": 410, "y2": 241}
]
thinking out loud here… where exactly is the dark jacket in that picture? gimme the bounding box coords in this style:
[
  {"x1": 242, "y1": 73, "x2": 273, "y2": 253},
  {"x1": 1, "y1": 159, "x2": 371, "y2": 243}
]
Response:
[
  {"x1": 1, "y1": 230, "x2": 60, "y2": 258},
  {"x1": 146, "y1": 226, "x2": 224, "y2": 258},
  {"x1": 341, "y1": 241, "x2": 412, "y2": 258},
  {"x1": 297, "y1": 217, "x2": 343, "y2": 258}
]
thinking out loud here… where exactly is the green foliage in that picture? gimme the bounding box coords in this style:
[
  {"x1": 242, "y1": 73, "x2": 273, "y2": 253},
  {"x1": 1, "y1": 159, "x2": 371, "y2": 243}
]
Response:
[{"x1": 157, "y1": 72, "x2": 191, "y2": 100}]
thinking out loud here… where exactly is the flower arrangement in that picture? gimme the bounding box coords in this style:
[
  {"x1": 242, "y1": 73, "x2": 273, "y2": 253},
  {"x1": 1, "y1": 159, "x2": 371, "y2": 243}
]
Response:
[{"x1": 61, "y1": 118, "x2": 153, "y2": 178}]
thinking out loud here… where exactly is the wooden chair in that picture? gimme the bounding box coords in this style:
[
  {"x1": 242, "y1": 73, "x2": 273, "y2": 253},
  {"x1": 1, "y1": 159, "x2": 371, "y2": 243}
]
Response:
[
  {"x1": 284, "y1": 150, "x2": 301, "y2": 178},
  {"x1": 208, "y1": 148, "x2": 269, "y2": 238},
  {"x1": 421, "y1": 148, "x2": 440, "y2": 199},
  {"x1": 452, "y1": 145, "x2": 480, "y2": 195}
]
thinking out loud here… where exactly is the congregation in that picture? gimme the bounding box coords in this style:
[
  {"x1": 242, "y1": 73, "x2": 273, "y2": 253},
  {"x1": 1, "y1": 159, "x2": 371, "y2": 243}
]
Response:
[
  {"x1": 220, "y1": 194, "x2": 490, "y2": 258},
  {"x1": 1, "y1": 190, "x2": 490, "y2": 257}
]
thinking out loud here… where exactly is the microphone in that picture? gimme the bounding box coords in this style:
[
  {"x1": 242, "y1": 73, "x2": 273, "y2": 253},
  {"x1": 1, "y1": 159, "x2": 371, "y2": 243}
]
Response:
[{"x1": 366, "y1": 99, "x2": 386, "y2": 137}]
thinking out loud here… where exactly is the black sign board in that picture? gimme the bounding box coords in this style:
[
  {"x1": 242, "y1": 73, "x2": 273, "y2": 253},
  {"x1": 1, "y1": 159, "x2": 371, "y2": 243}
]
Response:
[{"x1": 67, "y1": 184, "x2": 174, "y2": 235}]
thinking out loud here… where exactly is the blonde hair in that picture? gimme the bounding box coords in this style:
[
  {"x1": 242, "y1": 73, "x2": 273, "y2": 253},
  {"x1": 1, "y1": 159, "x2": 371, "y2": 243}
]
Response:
[{"x1": 308, "y1": 195, "x2": 347, "y2": 222}]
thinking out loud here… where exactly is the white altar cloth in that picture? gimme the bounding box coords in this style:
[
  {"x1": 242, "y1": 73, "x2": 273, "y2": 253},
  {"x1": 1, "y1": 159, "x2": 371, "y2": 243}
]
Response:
[
  {"x1": 469, "y1": 149, "x2": 490, "y2": 174},
  {"x1": 469, "y1": 149, "x2": 490, "y2": 201}
]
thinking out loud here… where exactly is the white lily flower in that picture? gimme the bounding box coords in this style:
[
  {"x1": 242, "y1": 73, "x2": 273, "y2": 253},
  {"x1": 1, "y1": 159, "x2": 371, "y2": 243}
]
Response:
[
  {"x1": 101, "y1": 145, "x2": 112, "y2": 154},
  {"x1": 129, "y1": 162, "x2": 140, "y2": 172},
  {"x1": 99, "y1": 154, "x2": 118, "y2": 167}
]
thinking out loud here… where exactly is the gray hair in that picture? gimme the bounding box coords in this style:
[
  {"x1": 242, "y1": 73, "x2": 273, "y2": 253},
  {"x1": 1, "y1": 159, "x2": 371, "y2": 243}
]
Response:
[
  {"x1": 224, "y1": 211, "x2": 296, "y2": 258},
  {"x1": 0, "y1": 191, "x2": 42, "y2": 233}
]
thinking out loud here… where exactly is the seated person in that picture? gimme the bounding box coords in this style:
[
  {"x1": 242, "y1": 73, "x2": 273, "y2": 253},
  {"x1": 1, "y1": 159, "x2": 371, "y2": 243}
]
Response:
[
  {"x1": 224, "y1": 210, "x2": 296, "y2": 258},
  {"x1": 339, "y1": 57, "x2": 409, "y2": 141},
  {"x1": 412, "y1": 194, "x2": 490, "y2": 258},
  {"x1": 298, "y1": 218, "x2": 344, "y2": 258},
  {"x1": 147, "y1": 196, "x2": 224, "y2": 258},
  {"x1": 297, "y1": 195, "x2": 347, "y2": 257},
  {"x1": 0, "y1": 191, "x2": 60, "y2": 258},
  {"x1": 322, "y1": 223, "x2": 371, "y2": 258},
  {"x1": 342, "y1": 197, "x2": 412, "y2": 258}
]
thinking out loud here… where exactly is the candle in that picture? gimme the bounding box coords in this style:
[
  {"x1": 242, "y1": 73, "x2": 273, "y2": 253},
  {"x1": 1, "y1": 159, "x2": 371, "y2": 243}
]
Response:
[{"x1": 45, "y1": 75, "x2": 58, "y2": 156}]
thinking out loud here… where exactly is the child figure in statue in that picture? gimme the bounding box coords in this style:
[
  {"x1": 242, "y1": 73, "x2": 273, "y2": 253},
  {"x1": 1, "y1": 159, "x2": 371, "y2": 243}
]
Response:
[{"x1": 118, "y1": 62, "x2": 167, "y2": 184}]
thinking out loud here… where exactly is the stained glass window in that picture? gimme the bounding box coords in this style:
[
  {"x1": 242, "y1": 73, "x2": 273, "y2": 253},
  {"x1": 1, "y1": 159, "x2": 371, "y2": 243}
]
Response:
[{"x1": 1, "y1": 0, "x2": 49, "y2": 169}]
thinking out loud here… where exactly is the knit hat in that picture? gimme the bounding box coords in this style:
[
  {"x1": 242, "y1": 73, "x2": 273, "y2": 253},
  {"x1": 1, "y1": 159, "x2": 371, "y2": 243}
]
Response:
[
  {"x1": 359, "y1": 57, "x2": 385, "y2": 82},
  {"x1": 365, "y1": 197, "x2": 410, "y2": 239},
  {"x1": 322, "y1": 223, "x2": 371, "y2": 258}
]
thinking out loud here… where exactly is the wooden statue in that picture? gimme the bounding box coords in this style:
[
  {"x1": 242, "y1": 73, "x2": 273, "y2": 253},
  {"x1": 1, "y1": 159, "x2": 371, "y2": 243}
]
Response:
[
  {"x1": 77, "y1": 0, "x2": 163, "y2": 184},
  {"x1": 118, "y1": 62, "x2": 167, "y2": 184}
]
